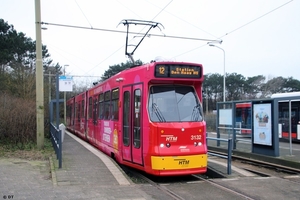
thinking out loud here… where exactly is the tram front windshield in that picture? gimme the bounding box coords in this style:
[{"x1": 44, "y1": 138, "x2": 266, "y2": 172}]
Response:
[{"x1": 148, "y1": 85, "x2": 203, "y2": 122}]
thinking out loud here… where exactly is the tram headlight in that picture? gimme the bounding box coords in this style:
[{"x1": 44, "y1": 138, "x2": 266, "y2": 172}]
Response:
[
  {"x1": 194, "y1": 142, "x2": 202, "y2": 146},
  {"x1": 160, "y1": 143, "x2": 171, "y2": 148}
]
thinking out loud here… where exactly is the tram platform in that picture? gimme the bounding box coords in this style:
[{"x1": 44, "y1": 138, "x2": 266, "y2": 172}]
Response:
[
  {"x1": 206, "y1": 133, "x2": 300, "y2": 173},
  {"x1": 1, "y1": 131, "x2": 299, "y2": 199},
  {"x1": 0, "y1": 132, "x2": 167, "y2": 200},
  {"x1": 49, "y1": 131, "x2": 164, "y2": 199}
]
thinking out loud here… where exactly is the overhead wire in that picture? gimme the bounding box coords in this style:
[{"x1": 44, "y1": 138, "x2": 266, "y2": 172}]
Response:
[
  {"x1": 124, "y1": 0, "x2": 173, "y2": 45},
  {"x1": 42, "y1": 1, "x2": 93, "y2": 68},
  {"x1": 45, "y1": 1, "x2": 293, "y2": 77},
  {"x1": 75, "y1": 0, "x2": 93, "y2": 28},
  {"x1": 151, "y1": 0, "x2": 173, "y2": 21},
  {"x1": 45, "y1": 43, "x2": 96, "y2": 74},
  {"x1": 115, "y1": 0, "x2": 143, "y2": 19},
  {"x1": 45, "y1": 1, "x2": 218, "y2": 78},
  {"x1": 145, "y1": 0, "x2": 219, "y2": 39},
  {"x1": 173, "y1": 0, "x2": 294, "y2": 59},
  {"x1": 40, "y1": 21, "x2": 216, "y2": 75},
  {"x1": 83, "y1": 0, "x2": 174, "y2": 76},
  {"x1": 81, "y1": 0, "x2": 145, "y2": 76},
  {"x1": 220, "y1": 0, "x2": 294, "y2": 38}
]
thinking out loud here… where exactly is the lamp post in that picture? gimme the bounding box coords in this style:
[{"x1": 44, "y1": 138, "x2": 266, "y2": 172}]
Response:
[
  {"x1": 63, "y1": 64, "x2": 69, "y2": 125},
  {"x1": 209, "y1": 43, "x2": 226, "y2": 102}
]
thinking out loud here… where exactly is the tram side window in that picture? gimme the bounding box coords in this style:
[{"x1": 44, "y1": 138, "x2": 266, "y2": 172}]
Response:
[
  {"x1": 67, "y1": 104, "x2": 72, "y2": 125},
  {"x1": 123, "y1": 91, "x2": 130, "y2": 146},
  {"x1": 66, "y1": 105, "x2": 69, "y2": 118},
  {"x1": 75, "y1": 102, "x2": 77, "y2": 121},
  {"x1": 81, "y1": 100, "x2": 84, "y2": 118},
  {"x1": 133, "y1": 89, "x2": 141, "y2": 148},
  {"x1": 77, "y1": 102, "x2": 80, "y2": 121},
  {"x1": 93, "y1": 97, "x2": 98, "y2": 122},
  {"x1": 88, "y1": 97, "x2": 93, "y2": 119},
  {"x1": 104, "y1": 91, "x2": 110, "y2": 120},
  {"x1": 111, "y1": 88, "x2": 119, "y2": 120},
  {"x1": 68, "y1": 105, "x2": 70, "y2": 116},
  {"x1": 67, "y1": 104, "x2": 73, "y2": 125},
  {"x1": 98, "y1": 93, "x2": 104, "y2": 119},
  {"x1": 73, "y1": 103, "x2": 75, "y2": 125}
]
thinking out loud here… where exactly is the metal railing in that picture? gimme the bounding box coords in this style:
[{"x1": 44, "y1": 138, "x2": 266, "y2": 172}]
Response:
[
  {"x1": 207, "y1": 137, "x2": 233, "y2": 174},
  {"x1": 50, "y1": 122, "x2": 62, "y2": 168}
]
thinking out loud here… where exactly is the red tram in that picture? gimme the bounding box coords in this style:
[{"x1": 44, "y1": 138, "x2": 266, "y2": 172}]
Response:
[
  {"x1": 66, "y1": 61, "x2": 207, "y2": 176},
  {"x1": 271, "y1": 92, "x2": 300, "y2": 142}
]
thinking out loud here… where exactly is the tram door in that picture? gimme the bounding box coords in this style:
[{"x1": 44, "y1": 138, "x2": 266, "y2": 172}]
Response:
[
  {"x1": 91, "y1": 96, "x2": 98, "y2": 145},
  {"x1": 87, "y1": 97, "x2": 94, "y2": 141},
  {"x1": 122, "y1": 84, "x2": 143, "y2": 165}
]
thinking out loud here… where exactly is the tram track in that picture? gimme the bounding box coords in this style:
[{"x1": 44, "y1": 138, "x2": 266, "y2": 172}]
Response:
[
  {"x1": 123, "y1": 165, "x2": 257, "y2": 200},
  {"x1": 241, "y1": 166, "x2": 300, "y2": 184},
  {"x1": 208, "y1": 149, "x2": 300, "y2": 174},
  {"x1": 121, "y1": 148, "x2": 300, "y2": 200},
  {"x1": 208, "y1": 149, "x2": 300, "y2": 185},
  {"x1": 191, "y1": 174, "x2": 255, "y2": 200},
  {"x1": 125, "y1": 167, "x2": 186, "y2": 200}
]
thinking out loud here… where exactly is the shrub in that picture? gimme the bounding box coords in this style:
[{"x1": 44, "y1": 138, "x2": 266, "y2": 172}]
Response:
[{"x1": 0, "y1": 93, "x2": 36, "y2": 149}]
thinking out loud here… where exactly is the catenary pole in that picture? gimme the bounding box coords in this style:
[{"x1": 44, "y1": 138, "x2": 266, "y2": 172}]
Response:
[{"x1": 35, "y1": 0, "x2": 44, "y2": 149}]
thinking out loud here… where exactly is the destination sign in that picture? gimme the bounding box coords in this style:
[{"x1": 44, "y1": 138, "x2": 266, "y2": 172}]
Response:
[{"x1": 155, "y1": 64, "x2": 202, "y2": 78}]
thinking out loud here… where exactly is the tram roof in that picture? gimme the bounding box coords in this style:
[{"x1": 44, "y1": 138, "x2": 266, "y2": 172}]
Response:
[{"x1": 271, "y1": 92, "x2": 300, "y2": 99}]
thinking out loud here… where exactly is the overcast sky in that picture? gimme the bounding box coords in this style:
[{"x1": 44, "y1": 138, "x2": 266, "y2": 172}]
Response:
[{"x1": 1, "y1": 0, "x2": 300, "y2": 84}]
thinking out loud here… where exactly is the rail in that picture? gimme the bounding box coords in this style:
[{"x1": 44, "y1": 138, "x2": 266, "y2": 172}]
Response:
[
  {"x1": 207, "y1": 137, "x2": 233, "y2": 174},
  {"x1": 217, "y1": 126, "x2": 252, "y2": 149},
  {"x1": 217, "y1": 126, "x2": 233, "y2": 130},
  {"x1": 50, "y1": 122, "x2": 62, "y2": 168}
]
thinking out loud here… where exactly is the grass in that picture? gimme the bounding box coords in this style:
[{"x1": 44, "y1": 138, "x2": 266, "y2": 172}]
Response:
[{"x1": 0, "y1": 137, "x2": 55, "y2": 160}]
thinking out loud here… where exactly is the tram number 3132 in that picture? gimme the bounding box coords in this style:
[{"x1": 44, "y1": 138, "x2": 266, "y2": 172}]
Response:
[{"x1": 191, "y1": 135, "x2": 202, "y2": 140}]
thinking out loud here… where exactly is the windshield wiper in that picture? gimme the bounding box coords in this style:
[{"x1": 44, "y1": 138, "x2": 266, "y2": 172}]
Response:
[
  {"x1": 152, "y1": 103, "x2": 166, "y2": 122},
  {"x1": 191, "y1": 104, "x2": 201, "y2": 121}
]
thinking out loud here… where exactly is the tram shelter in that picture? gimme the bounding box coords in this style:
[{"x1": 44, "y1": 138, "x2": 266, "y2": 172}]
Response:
[{"x1": 216, "y1": 99, "x2": 280, "y2": 157}]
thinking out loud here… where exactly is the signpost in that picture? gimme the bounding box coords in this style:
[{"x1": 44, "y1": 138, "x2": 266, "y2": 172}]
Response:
[
  {"x1": 59, "y1": 75, "x2": 73, "y2": 125},
  {"x1": 59, "y1": 76, "x2": 73, "y2": 92}
]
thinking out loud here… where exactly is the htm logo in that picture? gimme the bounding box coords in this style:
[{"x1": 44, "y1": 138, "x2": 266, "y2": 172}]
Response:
[
  {"x1": 166, "y1": 136, "x2": 177, "y2": 142},
  {"x1": 178, "y1": 159, "x2": 189, "y2": 165}
]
